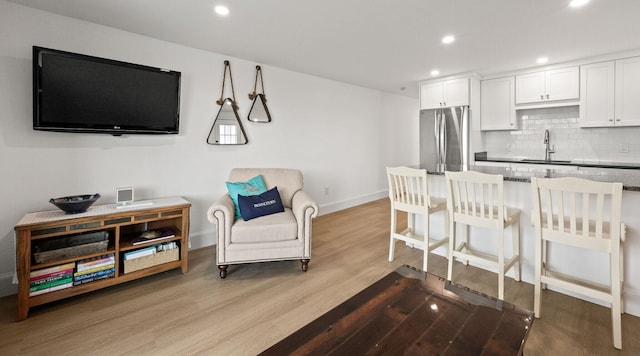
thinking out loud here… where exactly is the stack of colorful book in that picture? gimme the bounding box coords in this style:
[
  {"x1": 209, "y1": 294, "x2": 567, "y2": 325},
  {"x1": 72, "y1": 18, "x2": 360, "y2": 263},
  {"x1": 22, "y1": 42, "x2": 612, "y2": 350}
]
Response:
[
  {"x1": 29, "y1": 262, "x2": 75, "y2": 297},
  {"x1": 73, "y1": 254, "x2": 116, "y2": 286}
]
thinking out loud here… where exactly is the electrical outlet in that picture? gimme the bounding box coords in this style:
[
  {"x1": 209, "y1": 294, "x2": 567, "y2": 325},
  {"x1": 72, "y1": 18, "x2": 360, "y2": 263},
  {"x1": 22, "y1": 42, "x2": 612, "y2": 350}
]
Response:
[
  {"x1": 619, "y1": 143, "x2": 629, "y2": 153},
  {"x1": 324, "y1": 187, "x2": 329, "y2": 196}
]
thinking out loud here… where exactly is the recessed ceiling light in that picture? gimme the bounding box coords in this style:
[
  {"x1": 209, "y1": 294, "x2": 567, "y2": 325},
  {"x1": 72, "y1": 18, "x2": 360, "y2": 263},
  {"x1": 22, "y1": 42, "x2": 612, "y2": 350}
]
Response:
[
  {"x1": 537, "y1": 57, "x2": 549, "y2": 64},
  {"x1": 431, "y1": 70, "x2": 440, "y2": 76},
  {"x1": 214, "y1": 5, "x2": 230, "y2": 16},
  {"x1": 442, "y1": 35, "x2": 455, "y2": 44},
  {"x1": 569, "y1": 0, "x2": 589, "y2": 7}
]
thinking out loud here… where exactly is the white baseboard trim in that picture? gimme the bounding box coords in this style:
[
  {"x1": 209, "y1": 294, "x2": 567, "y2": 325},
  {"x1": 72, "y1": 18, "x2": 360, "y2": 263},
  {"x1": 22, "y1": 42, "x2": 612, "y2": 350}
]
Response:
[
  {"x1": 319, "y1": 190, "x2": 387, "y2": 216},
  {"x1": 623, "y1": 286, "x2": 640, "y2": 316},
  {"x1": 0, "y1": 271, "x2": 17, "y2": 298},
  {"x1": 189, "y1": 228, "x2": 217, "y2": 250}
]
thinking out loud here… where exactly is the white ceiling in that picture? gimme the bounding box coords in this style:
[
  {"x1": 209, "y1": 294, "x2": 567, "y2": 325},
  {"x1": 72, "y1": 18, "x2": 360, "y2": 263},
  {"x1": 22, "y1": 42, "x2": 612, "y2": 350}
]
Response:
[{"x1": 8, "y1": 0, "x2": 640, "y2": 97}]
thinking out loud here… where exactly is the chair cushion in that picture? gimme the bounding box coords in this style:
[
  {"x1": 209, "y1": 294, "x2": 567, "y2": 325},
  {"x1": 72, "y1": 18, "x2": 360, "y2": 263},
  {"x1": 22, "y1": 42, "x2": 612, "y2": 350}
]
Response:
[
  {"x1": 225, "y1": 174, "x2": 267, "y2": 219},
  {"x1": 238, "y1": 187, "x2": 285, "y2": 221},
  {"x1": 231, "y1": 208, "x2": 298, "y2": 243}
]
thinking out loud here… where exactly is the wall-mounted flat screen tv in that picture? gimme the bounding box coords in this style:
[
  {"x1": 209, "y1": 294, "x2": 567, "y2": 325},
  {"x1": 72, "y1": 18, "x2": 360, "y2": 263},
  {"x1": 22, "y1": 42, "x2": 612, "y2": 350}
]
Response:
[{"x1": 33, "y1": 46, "x2": 181, "y2": 135}]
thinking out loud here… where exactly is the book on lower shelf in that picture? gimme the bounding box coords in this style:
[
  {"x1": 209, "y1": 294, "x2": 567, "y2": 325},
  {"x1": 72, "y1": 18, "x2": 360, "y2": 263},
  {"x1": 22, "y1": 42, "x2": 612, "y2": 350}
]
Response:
[
  {"x1": 76, "y1": 254, "x2": 115, "y2": 272},
  {"x1": 130, "y1": 227, "x2": 175, "y2": 245},
  {"x1": 30, "y1": 275, "x2": 73, "y2": 292},
  {"x1": 73, "y1": 267, "x2": 116, "y2": 286},
  {"x1": 30, "y1": 262, "x2": 76, "y2": 279},
  {"x1": 30, "y1": 282, "x2": 73, "y2": 297},
  {"x1": 29, "y1": 262, "x2": 76, "y2": 296},
  {"x1": 30, "y1": 272, "x2": 72, "y2": 288},
  {"x1": 123, "y1": 245, "x2": 158, "y2": 260}
]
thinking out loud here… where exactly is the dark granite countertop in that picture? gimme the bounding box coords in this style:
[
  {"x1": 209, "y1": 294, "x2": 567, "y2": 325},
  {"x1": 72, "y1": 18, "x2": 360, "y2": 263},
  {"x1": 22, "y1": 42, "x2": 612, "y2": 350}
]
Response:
[
  {"x1": 474, "y1": 152, "x2": 640, "y2": 170},
  {"x1": 421, "y1": 158, "x2": 640, "y2": 191}
]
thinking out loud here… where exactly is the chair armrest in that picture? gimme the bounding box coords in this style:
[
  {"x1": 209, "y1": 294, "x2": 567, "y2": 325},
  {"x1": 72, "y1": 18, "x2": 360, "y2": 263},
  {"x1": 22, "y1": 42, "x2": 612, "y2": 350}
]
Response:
[
  {"x1": 292, "y1": 190, "x2": 319, "y2": 222},
  {"x1": 207, "y1": 194, "x2": 235, "y2": 247},
  {"x1": 292, "y1": 190, "x2": 319, "y2": 255},
  {"x1": 207, "y1": 194, "x2": 235, "y2": 223}
]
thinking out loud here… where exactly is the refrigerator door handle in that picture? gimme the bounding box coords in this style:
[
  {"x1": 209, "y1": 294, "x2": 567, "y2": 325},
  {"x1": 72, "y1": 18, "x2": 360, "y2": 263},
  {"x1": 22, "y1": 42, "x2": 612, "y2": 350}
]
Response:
[
  {"x1": 461, "y1": 106, "x2": 469, "y2": 170},
  {"x1": 434, "y1": 110, "x2": 440, "y2": 164},
  {"x1": 440, "y1": 112, "x2": 447, "y2": 165}
]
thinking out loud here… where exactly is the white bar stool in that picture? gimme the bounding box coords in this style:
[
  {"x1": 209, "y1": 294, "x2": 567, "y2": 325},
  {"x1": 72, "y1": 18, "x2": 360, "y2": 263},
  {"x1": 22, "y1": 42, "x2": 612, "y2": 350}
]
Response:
[
  {"x1": 386, "y1": 167, "x2": 448, "y2": 272},
  {"x1": 531, "y1": 177, "x2": 625, "y2": 350},
  {"x1": 444, "y1": 170, "x2": 520, "y2": 300}
]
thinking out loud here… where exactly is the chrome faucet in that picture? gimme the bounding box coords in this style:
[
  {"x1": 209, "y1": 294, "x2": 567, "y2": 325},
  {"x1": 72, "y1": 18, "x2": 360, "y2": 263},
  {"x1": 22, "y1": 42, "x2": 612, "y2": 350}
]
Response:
[{"x1": 544, "y1": 129, "x2": 555, "y2": 161}]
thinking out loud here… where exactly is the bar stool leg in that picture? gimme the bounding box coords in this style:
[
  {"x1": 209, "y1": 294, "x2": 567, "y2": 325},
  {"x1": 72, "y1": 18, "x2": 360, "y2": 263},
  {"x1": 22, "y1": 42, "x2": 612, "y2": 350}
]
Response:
[
  {"x1": 498, "y1": 229, "x2": 505, "y2": 300},
  {"x1": 447, "y1": 218, "x2": 455, "y2": 281},
  {"x1": 461, "y1": 224, "x2": 469, "y2": 265},
  {"x1": 512, "y1": 221, "x2": 520, "y2": 282},
  {"x1": 534, "y1": 233, "x2": 542, "y2": 318},
  {"x1": 388, "y1": 210, "x2": 396, "y2": 262},
  {"x1": 612, "y1": 247, "x2": 622, "y2": 349},
  {"x1": 422, "y1": 214, "x2": 429, "y2": 271}
]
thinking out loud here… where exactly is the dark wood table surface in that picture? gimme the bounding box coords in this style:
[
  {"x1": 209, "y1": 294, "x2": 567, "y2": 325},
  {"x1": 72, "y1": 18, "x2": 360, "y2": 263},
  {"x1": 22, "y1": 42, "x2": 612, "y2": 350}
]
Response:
[{"x1": 261, "y1": 265, "x2": 533, "y2": 355}]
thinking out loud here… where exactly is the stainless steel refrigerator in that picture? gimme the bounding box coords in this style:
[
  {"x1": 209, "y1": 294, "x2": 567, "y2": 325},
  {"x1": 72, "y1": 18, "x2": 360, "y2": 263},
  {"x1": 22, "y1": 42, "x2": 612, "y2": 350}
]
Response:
[{"x1": 419, "y1": 106, "x2": 469, "y2": 173}]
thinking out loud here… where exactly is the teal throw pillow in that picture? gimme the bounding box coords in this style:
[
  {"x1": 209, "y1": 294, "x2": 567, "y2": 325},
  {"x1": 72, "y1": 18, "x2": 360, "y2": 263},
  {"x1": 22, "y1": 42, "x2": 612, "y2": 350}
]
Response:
[{"x1": 225, "y1": 175, "x2": 268, "y2": 218}]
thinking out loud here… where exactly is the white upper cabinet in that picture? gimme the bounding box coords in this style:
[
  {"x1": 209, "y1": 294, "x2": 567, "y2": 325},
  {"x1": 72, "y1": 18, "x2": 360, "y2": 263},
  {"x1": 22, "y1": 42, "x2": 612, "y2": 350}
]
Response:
[
  {"x1": 615, "y1": 57, "x2": 640, "y2": 126},
  {"x1": 547, "y1": 67, "x2": 580, "y2": 101},
  {"x1": 514, "y1": 72, "x2": 545, "y2": 104},
  {"x1": 579, "y1": 61, "x2": 615, "y2": 127},
  {"x1": 580, "y1": 57, "x2": 640, "y2": 127},
  {"x1": 420, "y1": 82, "x2": 445, "y2": 109},
  {"x1": 420, "y1": 78, "x2": 469, "y2": 109},
  {"x1": 481, "y1": 76, "x2": 516, "y2": 131},
  {"x1": 515, "y1": 66, "x2": 579, "y2": 104}
]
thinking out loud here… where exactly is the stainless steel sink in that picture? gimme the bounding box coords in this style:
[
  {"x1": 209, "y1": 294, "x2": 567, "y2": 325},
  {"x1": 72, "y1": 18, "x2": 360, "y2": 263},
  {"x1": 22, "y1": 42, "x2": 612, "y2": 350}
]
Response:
[{"x1": 519, "y1": 159, "x2": 571, "y2": 164}]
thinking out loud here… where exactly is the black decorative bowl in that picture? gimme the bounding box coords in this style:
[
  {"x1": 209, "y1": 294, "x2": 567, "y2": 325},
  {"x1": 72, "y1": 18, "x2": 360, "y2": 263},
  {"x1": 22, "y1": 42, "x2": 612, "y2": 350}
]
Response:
[{"x1": 49, "y1": 194, "x2": 101, "y2": 214}]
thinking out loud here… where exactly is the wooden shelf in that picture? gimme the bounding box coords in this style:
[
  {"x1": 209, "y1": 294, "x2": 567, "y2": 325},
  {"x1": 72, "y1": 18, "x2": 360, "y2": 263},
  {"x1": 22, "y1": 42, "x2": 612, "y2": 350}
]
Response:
[{"x1": 15, "y1": 197, "x2": 191, "y2": 321}]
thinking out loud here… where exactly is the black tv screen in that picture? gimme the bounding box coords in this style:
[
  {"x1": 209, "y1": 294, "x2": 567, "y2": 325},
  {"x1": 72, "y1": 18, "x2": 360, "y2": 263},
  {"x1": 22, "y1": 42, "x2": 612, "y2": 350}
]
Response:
[{"x1": 33, "y1": 46, "x2": 181, "y2": 135}]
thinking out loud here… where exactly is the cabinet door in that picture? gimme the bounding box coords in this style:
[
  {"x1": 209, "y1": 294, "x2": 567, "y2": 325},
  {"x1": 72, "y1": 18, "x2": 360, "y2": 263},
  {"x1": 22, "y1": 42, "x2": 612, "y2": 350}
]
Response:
[
  {"x1": 546, "y1": 66, "x2": 579, "y2": 101},
  {"x1": 615, "y1": 56, "x2": 640, "y2": 126},
  {"x1": 481, "y1": 77, "x2": 516, "y2": 130},
  {"x1": 442, "y1": 78, "x2": 469, "y2": 107},
  {"x1": 420, "y1": 82, "x2": 444, "y2": 110},
  {"x1": 515, "y1": 72, "x2": 545, "y2": 104},
  {"x1": 579, "y1": 61, "x2": 615, "y2": 127}
]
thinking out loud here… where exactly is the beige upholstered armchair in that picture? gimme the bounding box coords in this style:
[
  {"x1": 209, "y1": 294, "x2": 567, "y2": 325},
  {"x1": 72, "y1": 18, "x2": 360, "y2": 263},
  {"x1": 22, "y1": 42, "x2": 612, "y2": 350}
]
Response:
[{"x1": 207, "y1": 168, "x2": 319, "y2": 278}]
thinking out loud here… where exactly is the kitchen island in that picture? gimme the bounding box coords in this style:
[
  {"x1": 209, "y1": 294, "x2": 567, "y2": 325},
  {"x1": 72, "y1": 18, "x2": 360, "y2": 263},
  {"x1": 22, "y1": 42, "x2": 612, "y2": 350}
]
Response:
[{"x1": 417, "y1": 160, "x2": 640, "y2": 317}]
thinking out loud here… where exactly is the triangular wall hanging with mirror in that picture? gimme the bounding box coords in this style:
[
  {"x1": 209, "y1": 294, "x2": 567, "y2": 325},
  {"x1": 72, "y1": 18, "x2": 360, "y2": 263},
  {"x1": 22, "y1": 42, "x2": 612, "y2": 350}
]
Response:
[
  {"x1": 207, "y1": 60, "x2": 248, "y2": 145},
  {"x1": 247, "y1": 65, "x2": 272, "y2": 123}
]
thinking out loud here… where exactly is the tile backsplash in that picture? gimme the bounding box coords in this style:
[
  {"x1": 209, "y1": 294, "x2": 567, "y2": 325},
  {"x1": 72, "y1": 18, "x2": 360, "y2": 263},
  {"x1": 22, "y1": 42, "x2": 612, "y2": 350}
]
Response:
[{"x1": 483, "y1": 106, "x2": 640, "y2": 163}]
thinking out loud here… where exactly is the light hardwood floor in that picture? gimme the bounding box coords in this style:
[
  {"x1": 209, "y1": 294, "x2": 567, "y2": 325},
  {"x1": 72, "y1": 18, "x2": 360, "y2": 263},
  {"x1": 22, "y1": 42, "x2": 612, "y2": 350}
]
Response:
[{"x1": 0, "y1": 198, "x2": 638, "y2": 355}]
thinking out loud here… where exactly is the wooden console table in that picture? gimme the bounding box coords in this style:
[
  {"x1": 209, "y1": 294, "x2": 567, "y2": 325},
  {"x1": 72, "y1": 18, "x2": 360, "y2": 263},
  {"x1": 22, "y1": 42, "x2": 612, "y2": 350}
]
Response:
[
  {"x1": 261, "y1": 265, "x2": 534, "y2": 355},
  {"x1": 14, "y1": 197, "x2": 190, "y2": 321}
]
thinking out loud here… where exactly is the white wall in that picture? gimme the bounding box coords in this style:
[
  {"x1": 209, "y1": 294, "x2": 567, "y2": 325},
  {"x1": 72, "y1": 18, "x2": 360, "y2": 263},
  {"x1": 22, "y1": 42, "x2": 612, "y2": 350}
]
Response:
[{"x1": 0, "y1": 1, "x2": 419, "y2": 296}]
